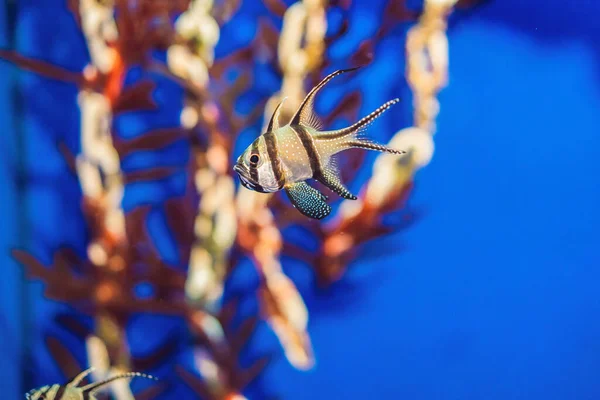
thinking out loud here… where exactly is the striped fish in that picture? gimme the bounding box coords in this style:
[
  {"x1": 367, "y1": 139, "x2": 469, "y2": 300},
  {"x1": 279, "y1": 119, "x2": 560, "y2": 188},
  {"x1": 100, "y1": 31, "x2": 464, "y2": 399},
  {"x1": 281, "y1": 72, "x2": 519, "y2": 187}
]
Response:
[
  {"x1": 233, "y1": 67, "x2": 406, "y2": 219},
  {"x1": 25, "y1": 368, "x2": 155, "y2": 400}
]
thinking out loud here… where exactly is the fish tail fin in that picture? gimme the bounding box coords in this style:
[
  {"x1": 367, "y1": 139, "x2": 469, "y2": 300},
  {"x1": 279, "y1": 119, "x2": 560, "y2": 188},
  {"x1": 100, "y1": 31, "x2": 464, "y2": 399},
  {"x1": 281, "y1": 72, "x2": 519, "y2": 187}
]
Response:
[
  {"x1": 315, "y1": 98, "x2": 405, "y2": 155},
  {"x1": 345, "y1": 139, "x2": 406, "y2": 155},
  {"x1": 346, "y1": 98, "x2": 401, "y2": 135}
]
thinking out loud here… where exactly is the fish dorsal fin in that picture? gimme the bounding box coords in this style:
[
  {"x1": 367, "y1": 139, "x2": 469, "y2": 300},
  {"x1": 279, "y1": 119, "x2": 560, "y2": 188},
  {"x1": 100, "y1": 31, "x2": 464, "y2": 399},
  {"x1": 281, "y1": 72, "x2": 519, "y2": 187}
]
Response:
[
  {"x1": 81, "y1": 372, "x2": 157, "y2": 394},
  {"x1": 67, "y1": 368, "x2": 95, "y2": 388},
  {"x1": 290, "y1": 67, "x2": 360, "y2": 131},
  {"x1": 266, "y1": 97, "x2": 286, "y2": 132}
]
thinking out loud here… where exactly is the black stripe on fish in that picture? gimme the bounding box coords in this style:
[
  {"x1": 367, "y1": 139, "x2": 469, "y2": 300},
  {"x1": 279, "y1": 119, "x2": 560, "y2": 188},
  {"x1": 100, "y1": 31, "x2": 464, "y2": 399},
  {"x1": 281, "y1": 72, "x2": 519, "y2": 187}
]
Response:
[
  {"x1": 42, "y1": 386, "x2": 53, "y2": 397},
  {"x1": 263, "y1": 129, "x2": 286, "y2": 189},
  {"x1": 238, "y1": 170, "x2": 266, "y2": 193},
  {"x1": 292, "y1": 124, "x2": 323, "y2": 178},
  {"x1": 53, "y1": 384, "x2": 67, "y2": 400},
  {"x1": 249, "y1": 140, "x2": 260, "y2": 183}
]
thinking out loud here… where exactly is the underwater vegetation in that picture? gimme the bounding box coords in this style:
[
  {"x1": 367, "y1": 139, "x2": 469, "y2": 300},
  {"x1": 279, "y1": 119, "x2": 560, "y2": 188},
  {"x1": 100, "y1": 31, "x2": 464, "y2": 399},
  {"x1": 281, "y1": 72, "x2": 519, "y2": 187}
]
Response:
[{"x1": 1, "y1": 0, "x2": 484, "y2": 398}]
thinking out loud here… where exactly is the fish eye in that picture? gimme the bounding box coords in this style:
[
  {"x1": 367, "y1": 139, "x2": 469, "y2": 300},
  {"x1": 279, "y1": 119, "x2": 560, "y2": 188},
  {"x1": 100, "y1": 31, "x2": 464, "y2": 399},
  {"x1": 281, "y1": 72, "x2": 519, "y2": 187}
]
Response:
[{"x1": 249, "y1": 154, "x2": 260, "y2": 165}]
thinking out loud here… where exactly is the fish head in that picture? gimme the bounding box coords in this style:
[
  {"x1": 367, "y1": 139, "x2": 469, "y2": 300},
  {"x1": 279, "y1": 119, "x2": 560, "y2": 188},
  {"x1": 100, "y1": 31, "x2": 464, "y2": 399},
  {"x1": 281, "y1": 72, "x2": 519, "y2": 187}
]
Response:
[{"x1": 234, "y1": 136, "x2": 280, "y2": 193}]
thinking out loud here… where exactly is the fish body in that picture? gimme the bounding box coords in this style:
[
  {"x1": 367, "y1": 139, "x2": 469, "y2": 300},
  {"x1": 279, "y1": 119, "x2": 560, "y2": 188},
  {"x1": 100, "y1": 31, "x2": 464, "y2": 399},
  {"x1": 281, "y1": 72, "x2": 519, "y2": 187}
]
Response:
[
  {"x1": 234, "y1": 68, "x2": 406, "y2": 220},
  {"x1": 25, "y1": 368, "x2": 155, "y2": 400}
]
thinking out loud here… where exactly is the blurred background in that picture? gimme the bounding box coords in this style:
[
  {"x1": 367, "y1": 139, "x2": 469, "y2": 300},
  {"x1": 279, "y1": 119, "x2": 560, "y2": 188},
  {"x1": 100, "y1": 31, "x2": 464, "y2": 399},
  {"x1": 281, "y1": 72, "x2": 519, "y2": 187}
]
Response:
[{"x1": 1, "y1": 0, "x2": 600, "y2": 399}]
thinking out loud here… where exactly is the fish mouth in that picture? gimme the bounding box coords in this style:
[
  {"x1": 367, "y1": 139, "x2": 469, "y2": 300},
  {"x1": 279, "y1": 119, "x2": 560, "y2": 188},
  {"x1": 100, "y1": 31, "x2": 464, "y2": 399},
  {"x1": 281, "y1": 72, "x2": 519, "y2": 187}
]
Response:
[
  {"x1": 233, "y1": 164, "x2": 259, "y2": 191},
  {"x1": 233, "y1": 164, "x2": 244, "y2": 175}
]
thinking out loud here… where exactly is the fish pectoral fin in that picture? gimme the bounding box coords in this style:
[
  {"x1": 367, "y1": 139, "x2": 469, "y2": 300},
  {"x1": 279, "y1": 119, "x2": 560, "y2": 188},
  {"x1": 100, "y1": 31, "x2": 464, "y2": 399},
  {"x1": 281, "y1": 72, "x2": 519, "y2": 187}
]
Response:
[
  {"x1": 317, "y1": 163, "x2": 357, "y2": 200},
  {"x1": 285, "y1": 182, "x2": 332, "y2": 220}
]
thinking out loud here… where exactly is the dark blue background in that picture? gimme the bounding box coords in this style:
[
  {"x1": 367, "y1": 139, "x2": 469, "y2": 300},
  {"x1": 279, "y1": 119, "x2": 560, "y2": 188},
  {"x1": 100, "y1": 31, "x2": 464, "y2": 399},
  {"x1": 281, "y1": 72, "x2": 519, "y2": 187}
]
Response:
[{"x1": 1, "y1": 0, "x2": 600, "y2": 399}]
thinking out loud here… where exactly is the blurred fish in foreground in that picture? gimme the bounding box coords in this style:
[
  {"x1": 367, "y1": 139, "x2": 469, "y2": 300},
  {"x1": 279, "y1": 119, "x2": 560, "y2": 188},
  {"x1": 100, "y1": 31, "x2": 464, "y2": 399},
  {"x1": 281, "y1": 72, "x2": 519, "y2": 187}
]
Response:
[
  {"x1": 25, "y1": 367, "x2": 156, "y2": 400},
  {"x1": 0, "y1": 0, "x2": 473, "y2": 398}
]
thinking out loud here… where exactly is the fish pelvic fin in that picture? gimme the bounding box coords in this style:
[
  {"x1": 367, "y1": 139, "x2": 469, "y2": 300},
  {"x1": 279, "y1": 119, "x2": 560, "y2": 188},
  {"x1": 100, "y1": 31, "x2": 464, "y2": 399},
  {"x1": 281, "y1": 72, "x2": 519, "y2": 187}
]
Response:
[
  {"x1": 285, "y1": 181, "x2": 332, "y2": 220},
  {"x1": 316, "y1": 158, "x2": 357, "y2": 200},
  {"x1": 314, "y1": 98, "x2": 406, "y2": 155},
  {"x1": 291, "y1": 67, "x2": 361, "y2": 131},
  {"x1": 81, "y1": 371, "x2": 157, "y2": 394}
]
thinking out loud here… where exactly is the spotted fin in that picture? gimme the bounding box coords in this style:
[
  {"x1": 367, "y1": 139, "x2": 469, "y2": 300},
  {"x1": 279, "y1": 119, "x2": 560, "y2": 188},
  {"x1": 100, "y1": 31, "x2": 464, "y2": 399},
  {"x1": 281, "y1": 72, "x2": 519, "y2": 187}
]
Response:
[
  {"x1": 345, "y1": 139, "x2": 406, "y2": 155},
  {"x1": 317, "y1": 159, "x2": 357, "y2": 200},
  {"x1": 285, "y1": 181, "x2": 332, "y2": 220},
  {"x1": 314, "y1": 98, "x2": 405, "y2": 155},
  {"x1": 291, "y1": 68, "x2": 360, "y2": 131}
]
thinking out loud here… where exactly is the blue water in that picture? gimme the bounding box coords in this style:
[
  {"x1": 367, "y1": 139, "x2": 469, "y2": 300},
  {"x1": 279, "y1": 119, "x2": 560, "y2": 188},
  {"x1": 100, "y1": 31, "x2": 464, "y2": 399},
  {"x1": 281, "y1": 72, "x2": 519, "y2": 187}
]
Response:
[{"x1": 1, "y1": 0, "x2": 599, "y2": 399}]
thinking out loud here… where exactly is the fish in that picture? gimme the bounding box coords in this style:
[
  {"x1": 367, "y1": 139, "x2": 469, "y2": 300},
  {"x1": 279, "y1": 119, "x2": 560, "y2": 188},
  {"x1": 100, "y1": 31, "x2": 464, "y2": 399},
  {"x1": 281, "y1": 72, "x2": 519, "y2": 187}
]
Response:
[
  {"x1": 25, "y1": 367, "x2": 156, "y2": 400},
  {"x1": 233, "y1": 67, "x2": 406, "y2": 220}
]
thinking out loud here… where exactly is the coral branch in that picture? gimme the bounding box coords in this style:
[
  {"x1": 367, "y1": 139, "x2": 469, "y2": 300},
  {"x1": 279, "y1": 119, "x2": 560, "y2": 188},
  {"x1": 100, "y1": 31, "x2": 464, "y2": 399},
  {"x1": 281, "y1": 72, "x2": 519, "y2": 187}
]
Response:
[
  {"x1": 0, "y1": 50, "x2": 86, "y2": 86},
  {"x1": 112, "y1": 80, "x2": 157, "y2": 114},
  {"x1": 114, "y1": 128, "x2": 189, "y2": 157},
  {"x1": 9, "y1": 0, "x2": 468, "y2": 397},
  {"x1": 123, "y1": 167, "x2": 179, "y2": 184}
]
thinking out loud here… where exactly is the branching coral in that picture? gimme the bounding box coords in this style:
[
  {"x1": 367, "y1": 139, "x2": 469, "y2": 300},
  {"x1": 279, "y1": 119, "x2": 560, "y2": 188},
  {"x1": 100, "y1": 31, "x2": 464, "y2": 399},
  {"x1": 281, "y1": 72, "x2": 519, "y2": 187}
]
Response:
[{"x1": 3, "y1": 0, "x2": 475, "y2": 398}]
